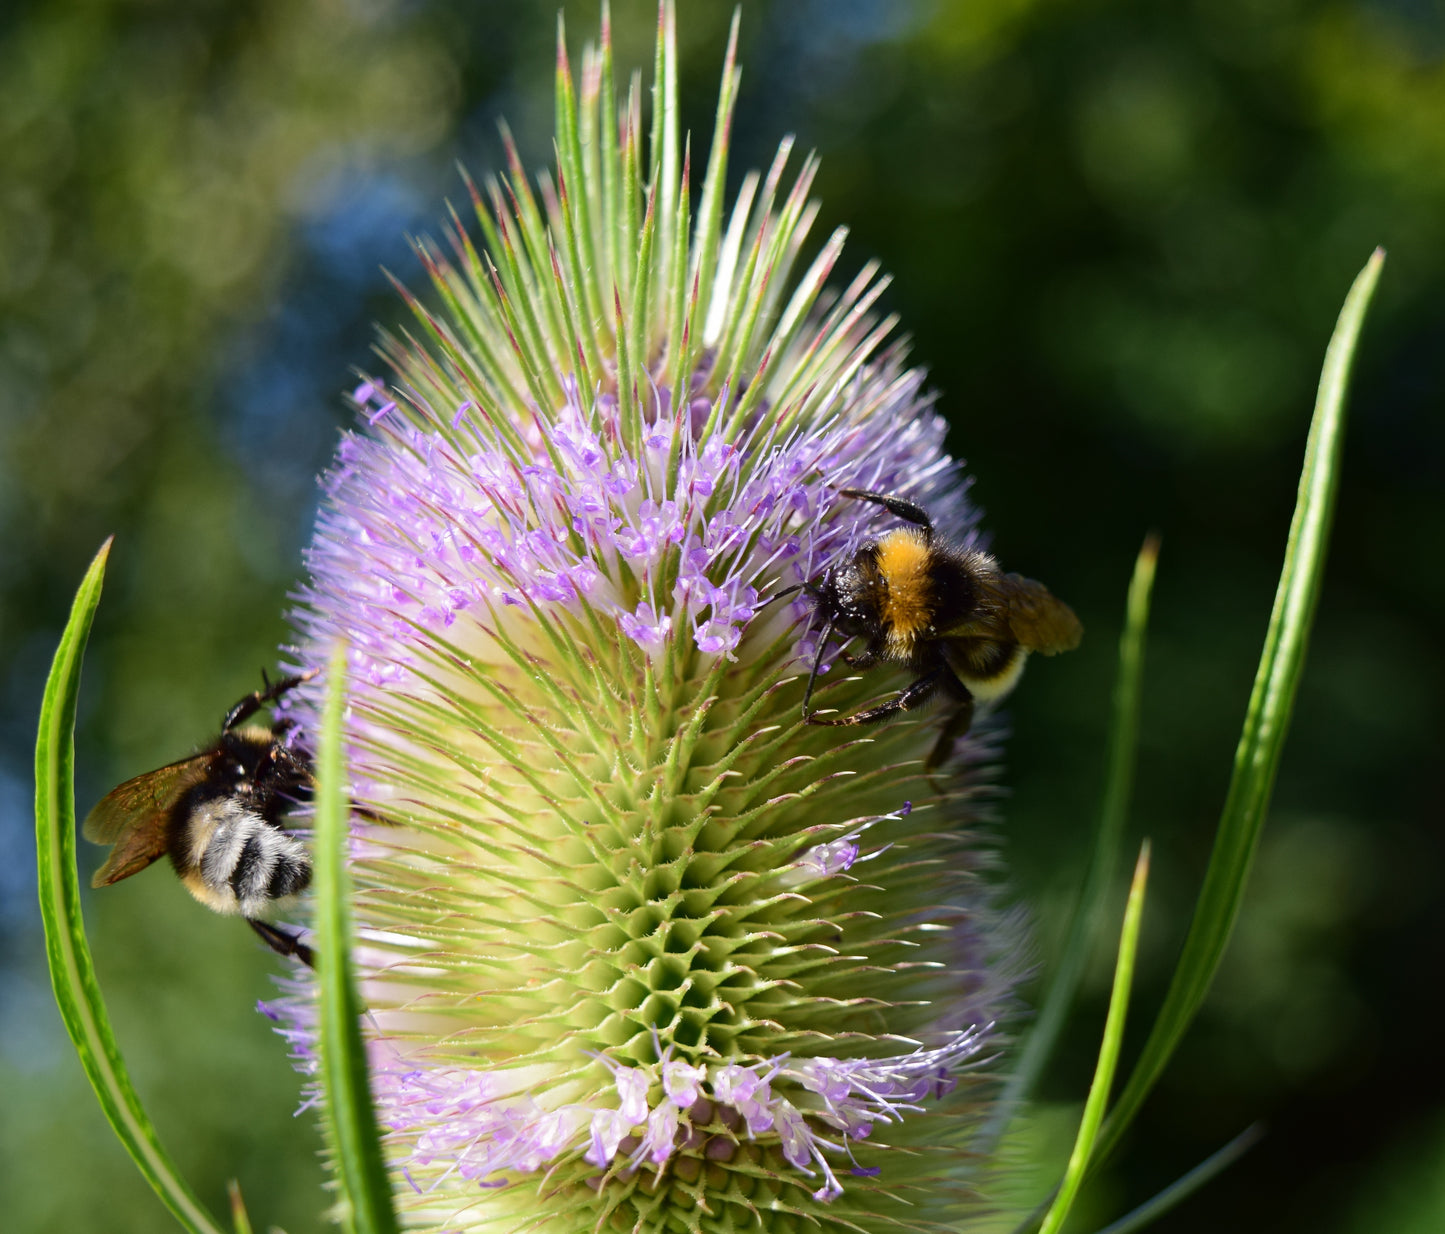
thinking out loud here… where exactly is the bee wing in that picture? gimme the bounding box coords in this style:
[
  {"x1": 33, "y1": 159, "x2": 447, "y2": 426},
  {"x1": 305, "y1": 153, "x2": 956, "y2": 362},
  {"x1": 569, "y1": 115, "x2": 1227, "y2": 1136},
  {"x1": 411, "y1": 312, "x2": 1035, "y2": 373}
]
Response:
[
  {"x1": 999, "y1": 573, "x2": 1083, "y2": 654},
  {"x1": 83, "y1": 756, "x2": 208, "y2": 887}
]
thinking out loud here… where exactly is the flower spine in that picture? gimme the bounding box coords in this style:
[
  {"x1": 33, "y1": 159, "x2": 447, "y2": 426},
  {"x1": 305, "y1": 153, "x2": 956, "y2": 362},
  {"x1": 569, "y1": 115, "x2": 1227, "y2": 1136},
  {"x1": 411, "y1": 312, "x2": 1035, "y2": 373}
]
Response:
[{"x1": 271, "y1": 5, "x2": 1023, "y2": 1231}]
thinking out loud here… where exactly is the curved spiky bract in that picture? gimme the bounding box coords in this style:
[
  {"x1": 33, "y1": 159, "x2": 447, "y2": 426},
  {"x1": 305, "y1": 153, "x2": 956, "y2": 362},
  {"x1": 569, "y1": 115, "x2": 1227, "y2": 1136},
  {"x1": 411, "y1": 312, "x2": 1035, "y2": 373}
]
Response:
[{"x1": 273, "y1": 6, "x2": 1022, "y2": 1231}]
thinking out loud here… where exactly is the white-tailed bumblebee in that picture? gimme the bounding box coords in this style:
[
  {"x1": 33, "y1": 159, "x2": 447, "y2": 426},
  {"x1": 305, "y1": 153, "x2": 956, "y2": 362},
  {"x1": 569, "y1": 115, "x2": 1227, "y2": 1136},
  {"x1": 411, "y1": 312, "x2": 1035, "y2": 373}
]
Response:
[
  {"x1": 84, "y1": 672, "x2": 317, "y2": 965},
  {"x1": 802, "y1": 489, "x2": 1082, "y2": 766}
]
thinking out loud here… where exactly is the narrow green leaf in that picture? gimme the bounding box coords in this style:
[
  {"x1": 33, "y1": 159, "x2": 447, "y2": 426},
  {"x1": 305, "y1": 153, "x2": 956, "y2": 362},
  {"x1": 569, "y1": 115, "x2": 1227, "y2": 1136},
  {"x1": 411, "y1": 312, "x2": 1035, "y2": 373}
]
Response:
[
  {"x1": 984, "y1": 535, "x2": 1160, "y2": 1148},
  {"x1": 315, "y1": 643, "x2": 400, "y2": 1234},
  {"x1": 649, "y1": 0, "x2": 680, "y2": 326},
  {"x1": 553, "y1": 15, "x2": 605, "y2": 347},
  {"x1": 617, "y1": 71, "x2": 643, "y2": 301},
  {"x1": 731, "y1": 161, "x2": 821, "y2": 385},
  {"x1": 227, "y1": 1181, "x2": 255, "y2": 1234},
  {"x1": 767, "y1": 258, "x2": 889, "y2": 420},
  {"x1": 1091, "y1": 248, "x2": 1385, "y2": 1166},
  {"x1": 461, "y1": 180, "x2": 561, "y2": 412},
  {"x1": 626, "y1": 181, "x2": 658, "y2": 436},
  {"x1": 475, "y1": 173, "x2": 567, "y2": 410},
  {"x1": 701, "y1": 166, "x2": 758, "y2": 347},
  {"x1": 689, "y1": 9, "x2": 741, "y2": 334},
  {"x1": 35, "y1": 539, "x2": 229, "y2": 1234},
  {"x1": 614, "y1": 284, "x2": 641, "y2": 452},
  {"x1": 577, "y1": 40, "x2": 605, "y2": 296},
  {"x1": 771, "y1": 306, "x2": 898, "y2": 448},
  {"x1": 544, "y1": 223, "x2": 596, "y2": 395},
  {"x1": 764, "y1": 224, "x2": 847, "y2": 366},
  {"x1": 662, "y1": 137, "x2": 692, "y2": 414},
  {"x1": 498, "y1": 131, "x2": 573, "y2": 391},
  {"x1": 1087, "y1": 1124, "x2": 1265, "y2": 1234},
  {"x1": 598, "y1": 2, "x2": 620, "y2": 292},
  {"x1": 710, "y1": 145, "x2": 792, "y2": 382},
  {"x1": 1039, "y1": 842, "x2": 1152, "y2": 1234}
]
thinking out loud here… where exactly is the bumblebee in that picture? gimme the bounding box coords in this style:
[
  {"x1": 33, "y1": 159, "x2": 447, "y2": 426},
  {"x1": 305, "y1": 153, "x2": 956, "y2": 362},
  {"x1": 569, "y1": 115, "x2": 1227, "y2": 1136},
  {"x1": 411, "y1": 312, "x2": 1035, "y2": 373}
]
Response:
[
  {"x1": 802, "y1": 489, "x2": 1082, "y2": 765},
  {"x1": 84, "y1": 672, "x2": 317, "y2": 965}
]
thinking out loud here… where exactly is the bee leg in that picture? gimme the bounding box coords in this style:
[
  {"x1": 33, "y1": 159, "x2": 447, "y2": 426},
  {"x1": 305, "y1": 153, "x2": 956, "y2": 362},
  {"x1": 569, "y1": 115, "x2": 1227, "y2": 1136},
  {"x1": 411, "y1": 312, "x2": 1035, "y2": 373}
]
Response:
[
  {"x1": 837, "y1": 489, "x2": 934, "y2": 542},
  {"x1": 924, "y1": 689, "x2": 977, "y2": 771},
  {"x1": 800, "y1": 618, "x2": 836, "y2": 720},
  {"x1": 247, "y1": 918, "x2": 315, "y2": 968},
  {"x1": 223, "y1": 669, "x2": 318, "y2": 731},
  {"x1": 806, "y1": 666, "x2": 946, "y2": 727},
  {"x1": 840, "y1": 636, "x2": 883, "y2": 669}
]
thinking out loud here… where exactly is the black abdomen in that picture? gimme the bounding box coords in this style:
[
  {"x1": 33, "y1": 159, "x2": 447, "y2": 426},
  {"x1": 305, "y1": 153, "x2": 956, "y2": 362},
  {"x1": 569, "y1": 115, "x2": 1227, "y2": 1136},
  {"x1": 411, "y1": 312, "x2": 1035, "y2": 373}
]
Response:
[
  {"x1": 927, "y1": 551, "x2": 983, "y2": 630},
  {"x1": 189, "y1": 798, "x2": 312, "y2": 917}
]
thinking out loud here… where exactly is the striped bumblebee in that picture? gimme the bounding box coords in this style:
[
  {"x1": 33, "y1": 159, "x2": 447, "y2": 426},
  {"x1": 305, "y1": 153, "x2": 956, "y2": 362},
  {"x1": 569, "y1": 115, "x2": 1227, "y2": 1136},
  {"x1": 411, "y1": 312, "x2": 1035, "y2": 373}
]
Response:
[
  {"x1": 802, "y1": 489, "x2": 1082, "y2": 766},
  {"x1": 84, "y1": 672, "x2": 316, "y2": 964}
]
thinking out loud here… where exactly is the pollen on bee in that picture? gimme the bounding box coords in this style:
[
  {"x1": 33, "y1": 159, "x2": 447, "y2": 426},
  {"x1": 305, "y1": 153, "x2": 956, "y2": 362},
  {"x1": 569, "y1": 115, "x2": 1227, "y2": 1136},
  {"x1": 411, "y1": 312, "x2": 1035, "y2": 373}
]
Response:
[{"x1": 876, "y1": 529, "x2": 935, "y2": 651}]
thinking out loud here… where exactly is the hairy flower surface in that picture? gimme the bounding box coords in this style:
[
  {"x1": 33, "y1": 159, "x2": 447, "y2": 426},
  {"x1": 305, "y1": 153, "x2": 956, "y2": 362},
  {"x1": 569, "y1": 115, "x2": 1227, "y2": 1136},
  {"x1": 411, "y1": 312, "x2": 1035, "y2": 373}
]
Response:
[{"x1": 270, "y1": 7, "x2": 1022, "y2": 1231}]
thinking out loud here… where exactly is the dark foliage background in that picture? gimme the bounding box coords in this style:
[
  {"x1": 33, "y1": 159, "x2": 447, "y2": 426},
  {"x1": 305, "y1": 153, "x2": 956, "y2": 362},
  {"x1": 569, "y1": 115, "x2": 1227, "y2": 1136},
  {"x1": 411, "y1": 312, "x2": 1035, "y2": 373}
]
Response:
[{"x1": 2, "y1": 1, "x2": 1440, "y2": 1230}]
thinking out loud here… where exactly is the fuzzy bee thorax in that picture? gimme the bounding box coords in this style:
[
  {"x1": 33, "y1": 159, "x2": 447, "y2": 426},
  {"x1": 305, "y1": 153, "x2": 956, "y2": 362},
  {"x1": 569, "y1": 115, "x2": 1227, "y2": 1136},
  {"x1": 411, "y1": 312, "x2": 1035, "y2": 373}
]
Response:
[{"x1": 874, "y1": 529, "x2": 938, "y2": 656}]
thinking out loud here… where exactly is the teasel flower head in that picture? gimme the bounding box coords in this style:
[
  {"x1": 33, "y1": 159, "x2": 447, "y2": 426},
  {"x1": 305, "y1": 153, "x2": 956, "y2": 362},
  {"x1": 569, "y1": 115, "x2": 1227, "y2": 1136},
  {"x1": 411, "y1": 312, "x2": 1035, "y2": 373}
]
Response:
[{"x1": 269, "y1": 5, "x2": 1024, "y2": 1231}]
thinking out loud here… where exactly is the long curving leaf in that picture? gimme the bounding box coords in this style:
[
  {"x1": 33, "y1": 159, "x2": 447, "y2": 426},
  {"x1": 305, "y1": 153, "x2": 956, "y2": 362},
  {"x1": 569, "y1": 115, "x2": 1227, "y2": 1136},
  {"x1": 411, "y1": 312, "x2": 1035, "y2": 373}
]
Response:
[
  {"x1": 984, "y1": 535, "x2": 1160, "y2": 1149},
  {"x1": 315, "y1": 642, "x2": 401, "y2": 1234},
  {"x1": 35, "y1": 538, "x2": 229, "y2": 1234},
  {"x1": 1090, "y1": 248, "x2": 1385, "y2": 1166},
  {"x1": 1086, "y1": 1124, "x2": 1265, "y2": 1234},
  {"x1": 1038, "y1": 842, "x2": 1151, "y2": 1234}
]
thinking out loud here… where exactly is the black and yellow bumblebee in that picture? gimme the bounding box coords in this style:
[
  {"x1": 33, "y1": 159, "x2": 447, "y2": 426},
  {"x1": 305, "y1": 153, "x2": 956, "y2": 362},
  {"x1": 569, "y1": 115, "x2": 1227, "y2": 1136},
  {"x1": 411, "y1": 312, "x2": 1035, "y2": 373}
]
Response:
[
  {"x1": 84, "y1": 672, "x2": 317, "y2": 964},
  {"x1": 801, "y1": 489, "x2": 1082, "y2": 765}
]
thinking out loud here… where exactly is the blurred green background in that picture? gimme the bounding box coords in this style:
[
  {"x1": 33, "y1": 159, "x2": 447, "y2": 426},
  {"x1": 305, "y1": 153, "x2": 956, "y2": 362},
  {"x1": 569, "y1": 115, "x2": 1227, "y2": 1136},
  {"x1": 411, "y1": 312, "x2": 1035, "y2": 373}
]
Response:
[{"x1": 2, "y1": 0, "x2": 1440, "y2": 1230}]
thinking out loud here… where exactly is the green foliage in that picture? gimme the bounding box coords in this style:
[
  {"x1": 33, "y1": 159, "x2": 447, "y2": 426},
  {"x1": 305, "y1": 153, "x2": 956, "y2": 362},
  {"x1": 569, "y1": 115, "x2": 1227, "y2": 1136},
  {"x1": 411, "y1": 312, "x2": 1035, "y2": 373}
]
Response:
[
  {"x1": 1000, "y1": 250, "x2": 1382, "y2": 1230},
  {"x1": 36, "y1": 568, "x2": 397, "y2": 1234},
  {"x1": 34, "y1": 539, "x2": 227, "y2": 1234},
  {"x1": 1088, "y1": 1124, "x2": 1264, "y2": 1234},
  {"x1": 989, "y1": 534, "x2": 1159, "y2": 1145},
  {"x1": 1039, "y1": 843, "x2": 1151, "y2": 1234},
  {"x1": 1092, "y1": 250, "x2": 1385, "y2": 1168}
]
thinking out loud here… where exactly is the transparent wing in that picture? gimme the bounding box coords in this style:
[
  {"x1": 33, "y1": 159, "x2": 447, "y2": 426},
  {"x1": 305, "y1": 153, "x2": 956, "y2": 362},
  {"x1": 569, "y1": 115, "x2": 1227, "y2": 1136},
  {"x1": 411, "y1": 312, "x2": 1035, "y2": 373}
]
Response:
[
  {"x1": 1000, "y1": 573, "x2": 1083, "y2": 654},
  {"x1": 83, "y1": 757, "x2": 207, "y2": 887}
]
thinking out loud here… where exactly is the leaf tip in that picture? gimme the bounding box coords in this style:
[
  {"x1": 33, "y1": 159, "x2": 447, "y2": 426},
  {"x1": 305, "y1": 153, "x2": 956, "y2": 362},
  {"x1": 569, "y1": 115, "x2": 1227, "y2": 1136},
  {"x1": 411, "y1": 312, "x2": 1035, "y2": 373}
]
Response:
[
  {"x1": 227, "y1": 1180, "x2": 253, "y2": 1234},
  {"x1": 1133, "y1": 837, "x2": 1152, "y2": 885}
]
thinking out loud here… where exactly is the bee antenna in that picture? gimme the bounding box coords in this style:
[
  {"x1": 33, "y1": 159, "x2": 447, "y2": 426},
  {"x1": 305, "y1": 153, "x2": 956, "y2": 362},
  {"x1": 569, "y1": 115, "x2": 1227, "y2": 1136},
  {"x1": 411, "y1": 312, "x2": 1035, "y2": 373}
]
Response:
[
  {"x1": 759, "y1": 583, "x2": 803, "y2": 611},
  {"x1": 800, "y1": 618, "x2": 834, "y2": 720}
]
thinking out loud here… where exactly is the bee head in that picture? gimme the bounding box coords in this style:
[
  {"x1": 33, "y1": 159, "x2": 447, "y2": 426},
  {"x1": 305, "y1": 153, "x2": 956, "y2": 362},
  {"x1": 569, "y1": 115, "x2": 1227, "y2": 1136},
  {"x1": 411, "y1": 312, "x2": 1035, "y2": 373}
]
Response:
[
  {"x1": 812, "y1": 546, "x2": 885, "y2": 639},
  {"x1": 218, "y1": 727, "x2": 312, "y2": 802}
]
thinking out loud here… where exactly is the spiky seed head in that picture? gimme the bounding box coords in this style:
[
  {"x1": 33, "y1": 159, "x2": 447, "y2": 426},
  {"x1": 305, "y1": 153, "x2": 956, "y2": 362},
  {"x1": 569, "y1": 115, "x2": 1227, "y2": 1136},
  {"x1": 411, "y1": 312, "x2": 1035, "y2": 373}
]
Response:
[{"x1": 267, "y1": 6, "x2": 1024, "y2": 1231}]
